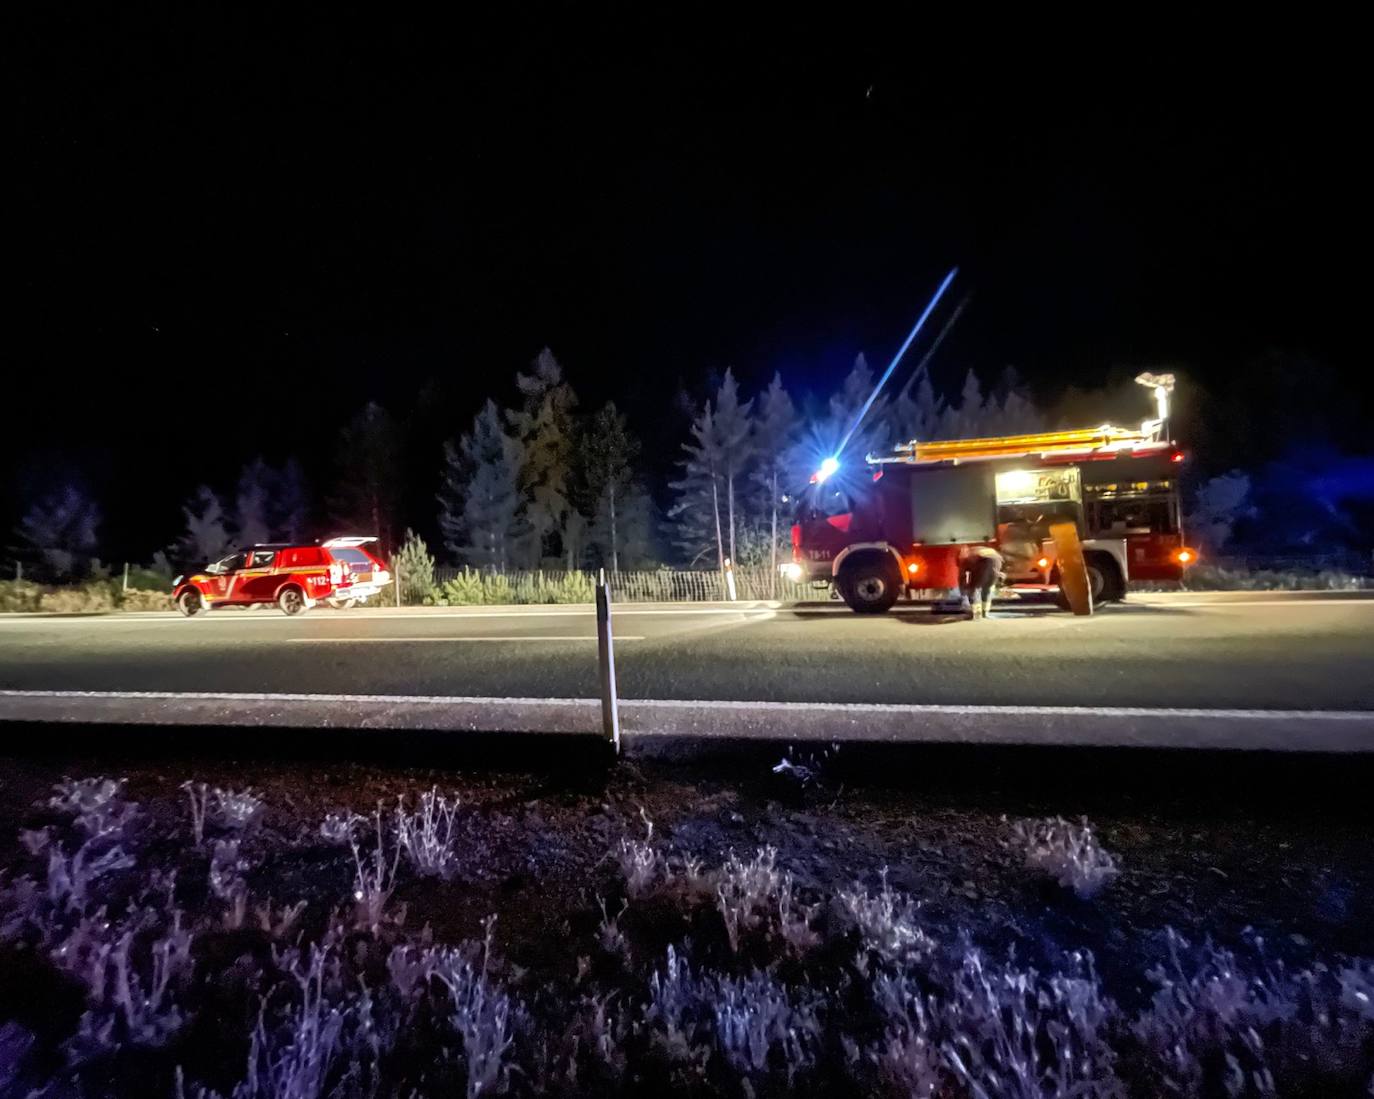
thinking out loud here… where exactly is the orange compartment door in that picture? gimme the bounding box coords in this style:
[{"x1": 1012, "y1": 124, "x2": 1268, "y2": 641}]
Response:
[{"x1": 1050, "y1": 520, "x2": 1093, "y2": 616}]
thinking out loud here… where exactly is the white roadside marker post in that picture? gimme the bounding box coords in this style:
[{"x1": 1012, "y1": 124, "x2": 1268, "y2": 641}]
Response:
[
  {"x1": 724, "y1": 557, "x2": 738, "y2": 602},
  {"x1": 596, "y1": 567, "x2": 621, "y2": 754}
]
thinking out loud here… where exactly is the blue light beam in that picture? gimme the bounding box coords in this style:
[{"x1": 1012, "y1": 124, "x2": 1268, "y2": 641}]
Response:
[{"x1": 832, "y1": 266, "x2": 959, "y2": 462}]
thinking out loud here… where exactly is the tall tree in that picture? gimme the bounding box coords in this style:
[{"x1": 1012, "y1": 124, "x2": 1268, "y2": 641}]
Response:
[
  {"x1": 668, "y1": 400, "x2": 726, "y2": 572},
  {"x1": 234, "y1": 458, "x2": 273, "y2": 547},
  {"x1": 274, "y1": 458, "x2": 310, "y2": 543},
  {"x1": 955, "y1": 370, "x2": 986, "y2": 439},
  {"x1": 179, "y1": 486, "x2": 233, "y2": 565},
  {"x1": 893, "y1": 362, "x2": 946, "y2": 443},
  {"x1": 596, "y1": 483, "x2": 655, "y2": 569},
  {"x1": 750, "y1": 373, "x2": 801, "y2": 581},
  {"x1": 18, "y1": 485, "x2": 100, "y2": 579},
  {"x1": 508, "y1": 348, "x2": 579, "y2": 567},
  {"x1": 826, "y1": 353, "x2": 892, "y2": 462},
  {"x1": 581, "y1": 402, "x2": 640, "y2": 573},
  {"x1": 986, "y1": 367, "x2": 1044, "y2": 436},
  {"x1": 712, "y1": 369, "x2": 754, "y2": 565},
  {"x1": 438, "y1": 400, "x2": 525, "y2": 569},
  {"x1": 330, "y1": 402, "x2": 402, "y2": 551}
]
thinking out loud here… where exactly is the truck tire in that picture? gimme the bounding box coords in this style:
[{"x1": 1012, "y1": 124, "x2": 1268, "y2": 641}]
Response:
[
  {"x1": 1084, "y1": 552, "x2": 1126, "y2": 603},
  {"x1": 838, "y1": 555, "x2": 901, "y2": 614},
  {"x1": 278, "y1": 586, "x2": 308, "y2": 616},
  {"x1": 176, "y1": 590, "x2": 205, "y2": 617}
]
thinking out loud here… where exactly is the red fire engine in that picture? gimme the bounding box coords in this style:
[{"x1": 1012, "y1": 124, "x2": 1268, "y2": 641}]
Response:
[{"x1": 785, "y1": 374, "x2": 1197, "y2": 613}]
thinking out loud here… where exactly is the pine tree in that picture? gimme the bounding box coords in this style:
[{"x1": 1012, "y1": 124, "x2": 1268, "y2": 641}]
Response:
[
  {"x1": 18, "y1": 485, "x2": 100, "y2": 580},
  {"x1": 947, "y1": 369, "x2": 987, "y2": 440},
  {"x1": 826, "y1": 353, "x2": 892, "y2": 461},
  {"x1": 602, "y1": 483, "x2": 655, "y2": 569},
  {"x1": 668, "y1": 401, "x2": 726, "y2": 572},
  {"x1": 179, "y1": 486, "x2": 233, "y2": 565},
  {"x1": 986, "y1": 367, "x2": 1044, "y2": 435},
  {"x1": 234, "y1": 458, "x2": 273, "y2": 547},
  {"x1": 274, "y1": 458, "x2": 310, "y2": 543},
  {"x1": 582, "y1": 402, "x2": 640, "y2": 573},
  {"x1": 712, "y1": 369, "x2": 754, "y2": 565},
  {"x1": 893, "y1": 363, "x2": 946, "y2": 444},
  {"x1": 392, "y1": 529, "x2": 437, "y2": 604},
  {"x1": 750, "y1": 373, "x2": 801, "y2": 581},
  {"x1": 509, "y1": 348, "x2": 579, "y2": 567},
  {"x1": 438, "y1": 400, "x2": 525, "y2": 569},
  {"x1": 330, "y1": 402, "x2": 402, "y2": 550}
]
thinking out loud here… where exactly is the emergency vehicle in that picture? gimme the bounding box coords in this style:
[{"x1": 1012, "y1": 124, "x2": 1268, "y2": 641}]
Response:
[
  {"x1": 172, "y1": 537, "x2": 391, "y2": 616},
  {"x1": 785, "y1": 373, "x2": 1197, "y2": 613}
]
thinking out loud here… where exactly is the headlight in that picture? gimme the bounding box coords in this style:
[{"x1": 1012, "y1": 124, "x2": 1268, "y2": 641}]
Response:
[
  {"x1": 780, "y1": 562, "x2": 804, "y2": 583},
  {"x1": 173, "y1": 575, "x2": 183, "y2": 586}
]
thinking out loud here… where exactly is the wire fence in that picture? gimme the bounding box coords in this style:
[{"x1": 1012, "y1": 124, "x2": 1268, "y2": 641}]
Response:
[{"x1": 425, "y1": 565, "x2": 824, "y2": 605}]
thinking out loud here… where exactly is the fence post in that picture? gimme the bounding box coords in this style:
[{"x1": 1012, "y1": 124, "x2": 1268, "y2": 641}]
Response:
[
  {"x1": 723, "y1": 557, "x2": 738, "y2": 602},
  {"x1": 595, "y1": 568, "x2": 621, "y2": 754}
]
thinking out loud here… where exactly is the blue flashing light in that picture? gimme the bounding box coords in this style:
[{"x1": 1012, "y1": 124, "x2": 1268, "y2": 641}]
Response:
[{"x1": 816, "y1": 456, "x2": 841, "y2": 483}]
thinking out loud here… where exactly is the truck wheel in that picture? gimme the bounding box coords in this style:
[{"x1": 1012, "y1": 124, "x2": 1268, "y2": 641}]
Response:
[
  {"x1": 176, "y1": 590, "x2": 205, "y2": 617},
  {"x1": 1085, "y1": 553, "x2": 1126, "y2": 603},
  {"x1": 839, "y1": 557, "x2": 901, "y2": 614},
  {"x1": 278, "y1": 586, "x2": 308, "y2": 616}
]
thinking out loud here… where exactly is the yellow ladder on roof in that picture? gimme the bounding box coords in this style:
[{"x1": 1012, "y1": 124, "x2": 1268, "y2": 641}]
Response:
[{"x1": 890, "y1": 424, "x2": 1150, "y2": 463}]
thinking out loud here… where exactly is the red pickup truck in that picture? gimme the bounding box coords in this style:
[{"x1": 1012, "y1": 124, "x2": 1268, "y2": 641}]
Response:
[{"x1": 172, "y1": 538, "x2": 391, "y2": 616}]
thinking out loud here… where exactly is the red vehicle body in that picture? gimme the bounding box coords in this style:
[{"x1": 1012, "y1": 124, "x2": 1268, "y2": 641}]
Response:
[
  {"x1": 789, "y1": 429, "x2": 1196, "y2": 613},
  {"x1": 172, "y1": 539, "x2": 391, "y2": 616}
]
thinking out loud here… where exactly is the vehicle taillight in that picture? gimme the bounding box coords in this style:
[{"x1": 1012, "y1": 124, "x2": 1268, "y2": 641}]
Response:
[
  {"x1": 1171, "y1": 452, "x2": 1186, "y2": 463},
  {"x1": 1174, "y1": 547, "x2": 1197, "y2": 565},
  {"x1": 1036, "y1": 557, "x2": 1050, "y2": 570}
]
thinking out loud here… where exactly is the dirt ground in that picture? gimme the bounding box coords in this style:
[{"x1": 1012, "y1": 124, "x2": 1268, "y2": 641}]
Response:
[{"x1": 3, "y1": 727, "x2": 1373, "y2": 1097}]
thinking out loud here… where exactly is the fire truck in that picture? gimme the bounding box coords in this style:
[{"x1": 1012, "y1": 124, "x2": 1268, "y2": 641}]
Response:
[{"x1": 784, "y1": 374, "x2": 1197, "y2": 613}]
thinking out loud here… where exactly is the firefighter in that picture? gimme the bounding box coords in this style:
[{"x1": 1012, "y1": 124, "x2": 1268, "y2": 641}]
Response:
[{"x1": 959, "y1": 544, "x2": 1004, "y2": 620}]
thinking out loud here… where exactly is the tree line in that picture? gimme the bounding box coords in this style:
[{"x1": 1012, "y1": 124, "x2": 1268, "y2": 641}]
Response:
[{"x1": 11, "y1": 350, "x2": 1042, "y2": 581}]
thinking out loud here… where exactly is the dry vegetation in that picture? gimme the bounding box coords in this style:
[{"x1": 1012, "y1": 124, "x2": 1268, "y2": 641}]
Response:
[{"x1": 2, "y1": 746, "x2": 1373, "y2": 1097}]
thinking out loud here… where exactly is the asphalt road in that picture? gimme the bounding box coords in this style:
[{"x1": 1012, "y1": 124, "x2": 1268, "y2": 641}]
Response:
[{"x1": 0, "y1": 591, "x2": 1371, "y2": 710}]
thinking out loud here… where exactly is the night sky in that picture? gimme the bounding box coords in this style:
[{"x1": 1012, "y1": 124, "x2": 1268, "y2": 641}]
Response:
[{"x1": 7, "y1": 16, "x2": 1365, "y2": 559}]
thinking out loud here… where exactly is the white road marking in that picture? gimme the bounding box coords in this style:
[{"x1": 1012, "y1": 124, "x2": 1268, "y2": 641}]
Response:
[
  {"x1": 2, "y1": 689, "x2": 1373, "y2": 751},
  {"x1": 282, "y1": 635, "x2": 646, "y2": 643},
  {"x1": 3, "y1": 688, "x2": 1369, "y2": 720},
  {"x1": 1, "y1": 689, "x2": 588, "y2": 703},
  {"x1": 1129, "y1": 599, "x2": 1374, "y2": 608},
  {"x1": 0, "y1": 607, "x2": 776, "y2": 626}
]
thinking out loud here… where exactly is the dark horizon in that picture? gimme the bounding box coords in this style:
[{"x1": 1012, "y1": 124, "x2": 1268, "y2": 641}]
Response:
[{"x1": 7, "y1": 17, "x2": 1367, "y2": 561}]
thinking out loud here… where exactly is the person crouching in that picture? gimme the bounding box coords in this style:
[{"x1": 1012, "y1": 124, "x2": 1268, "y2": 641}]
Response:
[{"x1": 959, "y1": 544, "x2": 1004, "y2": 620}]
